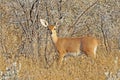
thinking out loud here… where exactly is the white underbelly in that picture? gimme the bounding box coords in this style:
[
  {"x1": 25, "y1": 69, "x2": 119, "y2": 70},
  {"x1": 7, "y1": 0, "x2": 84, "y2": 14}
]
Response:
[{"x1": 65, "y1": 52, "x2": 82, "y2": 57}]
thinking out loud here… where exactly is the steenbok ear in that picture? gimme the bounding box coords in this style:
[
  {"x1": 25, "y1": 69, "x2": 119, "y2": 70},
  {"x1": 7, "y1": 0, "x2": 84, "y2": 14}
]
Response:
[{"x1": 40, "y1": 19, "x2": 48, "y2": 27}]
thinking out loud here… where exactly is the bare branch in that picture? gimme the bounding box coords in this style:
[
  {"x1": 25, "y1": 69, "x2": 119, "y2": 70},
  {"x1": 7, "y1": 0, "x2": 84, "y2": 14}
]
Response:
[
  {"x1": 30, "y1": 0, "x2": 39, "y2": 23},
  {"x1": 70, "y1": 0, "x2": 98, "y2": 36},
  {"x1": 72, "y1": 0, "x2": 98, "y2": 27}
]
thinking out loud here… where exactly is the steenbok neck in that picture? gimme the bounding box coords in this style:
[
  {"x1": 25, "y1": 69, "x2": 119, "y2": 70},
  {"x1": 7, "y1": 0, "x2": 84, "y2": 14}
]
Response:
[{"x1": 51, "y1": 30, "x2": 58, "y2": 43}]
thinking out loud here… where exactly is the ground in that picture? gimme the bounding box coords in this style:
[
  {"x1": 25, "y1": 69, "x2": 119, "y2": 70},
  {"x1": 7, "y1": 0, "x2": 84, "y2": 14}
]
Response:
[{"x1": 0, "y1": 49, "x2": 120, "y2": 80}]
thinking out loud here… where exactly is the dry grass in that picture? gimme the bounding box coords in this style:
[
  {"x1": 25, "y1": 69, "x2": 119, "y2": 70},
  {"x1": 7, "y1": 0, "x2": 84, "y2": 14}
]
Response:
[{"x1": 0, "y1": 49, "x2": 120, "y2": 80}]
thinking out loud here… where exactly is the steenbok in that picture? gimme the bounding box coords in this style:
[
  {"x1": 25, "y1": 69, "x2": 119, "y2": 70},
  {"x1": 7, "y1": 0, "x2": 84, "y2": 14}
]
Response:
[{"x1": 40, "y1": 19, "x2": 98, "y2": 66}]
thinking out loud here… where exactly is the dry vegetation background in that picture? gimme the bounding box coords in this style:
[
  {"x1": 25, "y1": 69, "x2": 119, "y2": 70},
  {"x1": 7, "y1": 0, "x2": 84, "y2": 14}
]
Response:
[{"x1": 0, "y1": 0, "x2": 120, "y2": 80}]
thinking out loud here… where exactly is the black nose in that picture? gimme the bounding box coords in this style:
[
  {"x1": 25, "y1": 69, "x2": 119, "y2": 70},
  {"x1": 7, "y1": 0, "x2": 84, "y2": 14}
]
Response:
[
  {"x1": 48, "y1": 31, "x2": 52, "y2": 34},
  {"x1": 47, "y1": 28, "x2": 49, "y2": 30}
]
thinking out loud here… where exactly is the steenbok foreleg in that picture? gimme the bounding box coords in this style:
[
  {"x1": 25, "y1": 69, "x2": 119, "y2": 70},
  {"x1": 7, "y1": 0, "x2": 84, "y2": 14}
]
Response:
[{"x1": 57, "y1": 51, "x2": 66, "y2": 67}]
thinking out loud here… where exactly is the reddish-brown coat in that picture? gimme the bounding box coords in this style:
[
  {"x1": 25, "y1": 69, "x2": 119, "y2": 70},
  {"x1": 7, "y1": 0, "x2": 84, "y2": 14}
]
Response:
[
  {"x1": 48, "y1": 25, "x2": 98, "y2": 65},
  {"x1": 40, "y1": 19, "x2": 98, "y2": 66}
]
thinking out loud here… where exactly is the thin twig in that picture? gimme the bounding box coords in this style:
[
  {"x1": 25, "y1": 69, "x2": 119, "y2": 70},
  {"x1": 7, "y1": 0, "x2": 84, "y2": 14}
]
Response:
[
  {"x1": 30, "y1": 0, "x2": 39, "y2": 23},
  {"x1": 72, "y1": 0, "x2": 98, "y2": 27},
  {"x1": 11, "y1": 2, "x2": 27, "y2": 34},
  {"x1": 70, "y1": 0, "x2": 98, "y2": 36},
  {"x1": 44, "y1": 0, "x2": 49, "y2": 68},
  {"x1": 100, "y1": 15, "x2": 109, "y2": 54}
]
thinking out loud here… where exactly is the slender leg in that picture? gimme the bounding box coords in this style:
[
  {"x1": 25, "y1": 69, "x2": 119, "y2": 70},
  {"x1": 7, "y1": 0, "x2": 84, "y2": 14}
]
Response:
[
  {"x1": 85, "y1": 50, "x2": 95, "y2": 59},
  {"x1": 57, "y1": 52, "x2": 65, "y2": 69}
]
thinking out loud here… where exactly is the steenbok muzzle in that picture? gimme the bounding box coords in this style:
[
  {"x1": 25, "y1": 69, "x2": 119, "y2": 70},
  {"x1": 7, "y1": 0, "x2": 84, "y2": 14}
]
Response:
[{"x1": 40, "y1": 19, "x2": 98, "y2": 66}]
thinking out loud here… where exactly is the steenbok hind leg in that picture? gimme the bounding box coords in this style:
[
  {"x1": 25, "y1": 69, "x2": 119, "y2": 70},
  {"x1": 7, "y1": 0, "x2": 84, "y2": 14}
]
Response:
[
  {"x1": 85, "y1": 51, "x2": 96, "y2": 64},
  {"x1": 85, "y1": 51, "x2": 95, "y2": 59}
]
